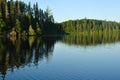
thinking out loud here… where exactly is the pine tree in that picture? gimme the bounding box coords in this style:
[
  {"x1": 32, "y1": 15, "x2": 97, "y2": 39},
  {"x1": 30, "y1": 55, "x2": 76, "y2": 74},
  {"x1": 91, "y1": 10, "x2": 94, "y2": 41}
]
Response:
[
  {"x1": 0, "y1": 0, "x2": 55, "y2": 35},
  {"x1": 0, "y1": 0, "x2": 2, "y2": 13},
  {"x1": 16, "y1": 0, "x2": 21, "y2": 18},
  {"x1": 28, "y1": 2, "x2": 32, "y2": 25},
  {"x1": 5, "y1": 1, "x2": 8, "y2": 19},
  {"x1": 29, "y1": 25, "x2": 36, "y2": 35},
  {"x1": 15, "y1": 19, "x2": 21, "y2": 34},
  {"x1": 36, "y1": 22, "x2": 41, "y2": 35},
  {"x1": 34, "y1": 2, "x2": 39, "y2": 22},
  {"x1": 10, "y1": 0, "x2": 14, "y2": 27},
  {"x1": 0, "y1": 13, "x2": 5, "y2": 34}
]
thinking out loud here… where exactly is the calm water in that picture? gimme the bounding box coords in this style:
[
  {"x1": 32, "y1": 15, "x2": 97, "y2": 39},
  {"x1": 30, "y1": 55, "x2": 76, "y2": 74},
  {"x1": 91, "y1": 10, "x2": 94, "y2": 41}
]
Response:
[{"x1": 0, "y1": 35, "x2": 120, "y2": 80}]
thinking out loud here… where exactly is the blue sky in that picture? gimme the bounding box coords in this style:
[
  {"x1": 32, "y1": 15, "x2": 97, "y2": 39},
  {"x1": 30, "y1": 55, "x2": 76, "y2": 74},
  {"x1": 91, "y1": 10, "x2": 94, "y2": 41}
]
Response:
[{"x1": 23, "y1": 0, "x2": 120, "y2": 22}]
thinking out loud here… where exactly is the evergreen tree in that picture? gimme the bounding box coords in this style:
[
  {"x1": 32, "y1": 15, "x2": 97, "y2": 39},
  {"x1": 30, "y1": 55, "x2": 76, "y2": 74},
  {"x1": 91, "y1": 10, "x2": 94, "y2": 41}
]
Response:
[
  {"x1": 5, "y1": 0, "x2": 8, "y2": 19},
  {"x1": 0, "y1": 0, "x2": 58, "y2": 35},
  {"x1": 61, "y1": 19, "x2": 120, "y2": 34},
  {"x1": 36, "y1": 22, "x2": 41, "y2": 35},
  {"x1": 9, "y1": 0, "x2": 14, "y2": 27},
  {"x1": 15, "y1": 19, "x2": 21, "y2": 34},
  {"x1": 0, "y1": 13, "x2": 5, "y2": 34},
  {"x1": 29, "y1": 25, "x2": 36, "y2": 35},
  {"x1": 0, "y1": 0, "x2": 1, "y2": 13},
  {"x1": 16, "y1": 0, "x2": 21, "y2": 18}
]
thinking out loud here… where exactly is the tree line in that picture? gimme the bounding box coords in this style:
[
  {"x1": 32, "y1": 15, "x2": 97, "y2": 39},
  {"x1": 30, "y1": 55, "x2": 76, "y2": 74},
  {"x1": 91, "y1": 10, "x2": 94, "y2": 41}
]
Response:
[
  {"x1": 60, "y1": 18, "x2": 120, "y2": 34},
  {"x1": 0, "y1": 0, "x2": 63, "y2": 36},
  {"x1": 0, "y1": 0, "x2": 120, "y2": 36}
]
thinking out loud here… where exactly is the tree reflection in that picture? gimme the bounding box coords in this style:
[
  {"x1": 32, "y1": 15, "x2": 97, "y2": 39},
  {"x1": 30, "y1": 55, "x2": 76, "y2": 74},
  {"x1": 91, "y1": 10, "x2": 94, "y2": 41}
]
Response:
[
  {"x1": 62, "y1": 32, "x2": 120, "y2": 46},
  {"x1": 0, "y1": 36, "x2": 60, "y2": 80},
  {"x1": 0, "y1": 33, "x2": 120, "y2": 79}
]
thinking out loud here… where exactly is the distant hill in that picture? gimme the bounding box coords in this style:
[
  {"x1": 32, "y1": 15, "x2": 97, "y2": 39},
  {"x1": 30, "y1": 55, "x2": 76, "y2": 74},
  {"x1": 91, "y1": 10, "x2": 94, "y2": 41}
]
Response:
[{"x1": 59, "y1": 18, "x2": 120, "y2": 33}]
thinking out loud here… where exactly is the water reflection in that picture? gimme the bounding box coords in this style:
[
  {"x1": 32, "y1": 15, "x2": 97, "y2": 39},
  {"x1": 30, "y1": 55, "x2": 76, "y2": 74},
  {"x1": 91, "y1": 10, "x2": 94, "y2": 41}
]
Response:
[
  {"x1": 0, "y1": 33, "x2": 120, "y2": 80},
  {"x1": 62, "y1": 32, "x2": 120, "y2": 46},
  {"x1": 0, "y1": 36, "x2": 61, "y2": 80}
]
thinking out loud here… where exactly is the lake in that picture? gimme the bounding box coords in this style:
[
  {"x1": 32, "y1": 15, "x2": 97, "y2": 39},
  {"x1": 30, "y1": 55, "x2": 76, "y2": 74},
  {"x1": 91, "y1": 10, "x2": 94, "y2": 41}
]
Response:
[{"x1": 0, "y1": 34, "x2": 120, "y2": 80}]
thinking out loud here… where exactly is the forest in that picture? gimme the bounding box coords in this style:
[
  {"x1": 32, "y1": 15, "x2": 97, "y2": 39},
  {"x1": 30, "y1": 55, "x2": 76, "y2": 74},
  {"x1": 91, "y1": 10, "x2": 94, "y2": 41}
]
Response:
[
  {"x1": 0, "y1": 0, "x2": 120, "y2": 37},
  {"x1": 60, "y1": 18, "x2": 120, "y2": 34},
  {"x1": 0, "y1": 0, "x2": 63, "y2": 36}
]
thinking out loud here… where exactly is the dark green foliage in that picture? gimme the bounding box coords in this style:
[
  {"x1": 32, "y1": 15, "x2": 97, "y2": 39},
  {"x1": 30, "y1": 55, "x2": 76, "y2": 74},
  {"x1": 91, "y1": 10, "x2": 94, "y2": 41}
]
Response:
[
  {"x1": 0, "y1": 0, "x2": 120, "y2": 36},
  {"x1": 0, "y1": 13, "x2": 5, "y2": 34},
  {"x1": 36, "y1": 22, "x2": 41, "y2": 35},
  {"x1": 61, "y1": 18, "x2": 120, "y2": 34},
  {"x1": 15, "y1": 19, "x2": 21, "y2": 34},
  {"x1": 0, "y1": 0, "x2": 58, "y2": 36}
]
